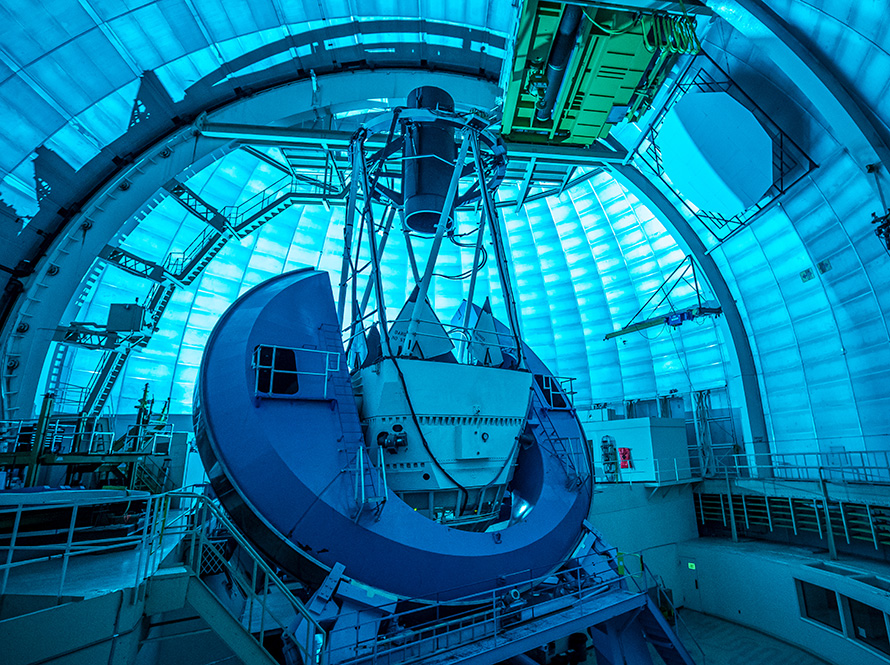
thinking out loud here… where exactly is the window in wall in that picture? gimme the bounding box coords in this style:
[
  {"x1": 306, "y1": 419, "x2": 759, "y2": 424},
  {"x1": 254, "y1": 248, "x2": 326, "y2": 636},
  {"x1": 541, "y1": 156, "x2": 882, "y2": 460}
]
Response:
[
  {"x1": 849, "y1": 597, "x2": 890, "y2": 656},
  {"x1": 254, "y1": 346, "x2": 300, "y2": 396},
  {"x1": 799, "y1": 581, "x2": 842, "y2": 632},
  {"x1": 534, "y1": 374, "x2": 569, "y2": 409}
]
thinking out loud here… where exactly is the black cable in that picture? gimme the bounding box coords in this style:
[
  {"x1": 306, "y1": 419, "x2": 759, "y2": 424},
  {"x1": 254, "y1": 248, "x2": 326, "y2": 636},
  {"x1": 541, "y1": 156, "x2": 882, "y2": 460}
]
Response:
[
  {"x1": 432, "y1": 247, "x2": 488, "y2": 280},
  {"x1": 449, "y1": 231, "x2": 481, "y2": 246},
  {"x1": 388, "y1": 355, "x2": 470, "y2": 514},
  {"x1": 476, "y1": 435, "x2": 523, "y2": 495}
]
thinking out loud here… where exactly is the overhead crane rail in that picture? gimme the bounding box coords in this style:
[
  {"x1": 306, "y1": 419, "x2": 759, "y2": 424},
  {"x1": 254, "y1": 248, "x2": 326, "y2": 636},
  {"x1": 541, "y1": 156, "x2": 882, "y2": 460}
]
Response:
[{"x1": 604, "y1": 254, "x2": 721, "y2": 340}]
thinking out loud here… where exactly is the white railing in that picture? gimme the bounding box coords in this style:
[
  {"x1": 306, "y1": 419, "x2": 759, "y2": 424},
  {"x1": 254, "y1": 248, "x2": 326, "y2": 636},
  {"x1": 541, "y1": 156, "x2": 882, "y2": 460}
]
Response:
[
  {"x1": 315, "y1": 546, "x2": 702, "y2": 665},
  {"x1": 354, "y1": 445, "x2": 387, "y2": 515},
  {"x1": 224, "y1": 174, "x2": 293, "y2": 228},
  {"x1": 0, "y1": 419, "x2": 37, "y2": 454},
  {"x1": 0, "y1": 489, "x2": 170, "y2": 598},
  {"x1": 117, "y1": 422, "x2": 175, "y2": 455},
  {"x1": 592, "y1": 455, "x2": 700, "y2": 485},
  {"x1": 50, "y1": 383, "x2": 95, "y2": 416},
  {"x1": 319, "y1": 548, "x2": 626, "y2": 665},
  {"x1": 722, "y1": 450, "x2": 890, "y2": 485},
  {"x1": 0, "y1": 419, "x2": 116, "y2": 456},
  {"x1": 555, "y1": 375, "x2": 577, "y2": 403},
  {"x1": 0, "y1": 488, "x2": 326, "y2": 665},
  {"x1": 252, "y1": 345, "x2": 341, "y2": 400},
  {"x1": 652, "y1": 456, "x2": 700, "y2": 483},
  {"x1": 592, "y1": 448, "x2": 890, "y2": 487},
  {"x1": 0, "y1": 419, "x2": 174, "y2": 458}
]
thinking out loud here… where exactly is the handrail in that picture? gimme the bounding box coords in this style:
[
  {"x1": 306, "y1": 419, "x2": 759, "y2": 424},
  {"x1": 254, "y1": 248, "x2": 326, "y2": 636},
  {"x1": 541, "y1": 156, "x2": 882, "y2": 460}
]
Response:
[
  {"x1": 320, "y1": 548, "x2": 628, "y2": 665},
  {"x1": 169, "y1": 491, "x2": 327, "y2": 664},
  {"x1": 133, "y1": 454, "x2": 175, "y2": 493},
  {"x1": 593, "y1": 448, "x2": 890, "y2": 486},
  {"x1": 0, "y1": 488, "x2": 326, "y2": 665},
  {"x1": 50, "y1": 383, "x2": 91, "y2": 415},
  {"x1": 252, "y1": 345, "x2": 341, "y2": 400},
  {"x1": 353, "y1": 445, "x2": 387, "y2": 515},
  {"x1": 554, "y1": 375, "x2": 577, "y2": 400},
  {"x1": 165, "y1": 226, "x2": 221, "y2": 277},
  {"x1": 592, "y1": 455, "x2": 700, "y2": 484},
  {"x1": 626, "y1": 559, "x2": 707, "y2": 665},
  {"x1": 165, "y1": 170, "x2": 345, "y2": 281},
  {"x1": 0, "y1": 490, "x2": 154, "y2": 597},
  {"x1": 0, "y1": 417, "x2": 117, "y2": 456},
  {"x1": 530, "y1": 390, "x2": 591, "y2": 486},
  {"x1": 227, "y1": 174, "x2": 294, "y2": 227},
  {"x1": 718, "y1": 449, "x2": 890, "y2": 484}
]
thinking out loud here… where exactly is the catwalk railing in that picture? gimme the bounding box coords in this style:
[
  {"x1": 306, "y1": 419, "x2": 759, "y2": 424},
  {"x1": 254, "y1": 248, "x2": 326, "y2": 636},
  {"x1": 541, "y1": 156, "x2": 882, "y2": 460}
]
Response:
[
  {"x1": 0, "y1": 419, "x2": 173, "y2": 457},
  {"x1": 721, "y1": 450, "x2": 890, "y2": 485},
  {"x1": 589, "y1": 447, "x2": 890, "y2": 487},
  {"x1": 0, "y1": 484, "x2": 709, "y2": 665},
  {"x1": 591, "y1": 455, "x2": 701, "y2": 485},
  {"x1": 316, "y1": 547, "x2": 703, "y2": 665},
  {"x1": 0, "y1": 488, "x2": 326, "y2": 665}
]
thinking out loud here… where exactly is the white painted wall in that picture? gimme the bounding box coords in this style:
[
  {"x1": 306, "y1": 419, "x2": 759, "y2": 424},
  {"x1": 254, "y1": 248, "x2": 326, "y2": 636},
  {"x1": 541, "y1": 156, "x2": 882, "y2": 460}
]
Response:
[
  {"x1": 583, "y1": 418, "x2": 691, "y2": 483},
  {"x1": 588, "y1": 482, "x2": 699, "y2": 605},
  {"x1": 677, "y1": 538, "x2": 890, "y2": 665}
]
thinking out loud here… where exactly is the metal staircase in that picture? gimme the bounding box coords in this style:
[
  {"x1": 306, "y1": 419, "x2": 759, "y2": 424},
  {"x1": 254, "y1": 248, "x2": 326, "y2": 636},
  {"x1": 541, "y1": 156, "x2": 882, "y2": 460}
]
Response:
[
  {"x1": 342, "y1": 587, "x2": 650, "y2": 665},
  {"x1": 528, "y1": 390, "x2": 589, "y2": 488},
  {"x1": 315, "y1": 322, "x2": 386, "y2": 519},
  {"x1": 226, "y1": 174, "x2": 300, "y2": 238},
  {"x1": 54, "y1": 143, "x2": 349, "y2": 422},
  {"x1": 82, "y1": 282, "x2": 174, "y2": 417},
  {"x1": 83, "y1": 350, "x2": 129, "y2": 417},
  {"x1": 145, "y1": 282, "x2": 177, "y2": 324},
  {"x1": 310, "y1": 547, "x2": 700, "y2": 665},
  {"x1": 0, "y1": 486, "x2": 702, "y2": 665},
  {"x1": 130, "y1": 455, "x2": 171, "y2": 493},
  {"x1": 319, "y1": 322, "x2": 363, "y2": 433},
  {"x1": 165, "y1": 227, "x2": 228, "y2": 285},
  {"x1": 172, "y1": 493, "x2": 326, "y2": 665},
  {"x1": 184, "y1": 572, "x2": 282, "y2": 665},
  {"x1": 0, "y1": 489, "x2": 324, "y2": 665},
  {"x1": 165, "y1": 182, "x2": 228, "y2": 231},
  {"x1": 637, "y1": 597, "x2": 697, "y2": 665},
  {"x1": 65, "y1": 172, "x2": 318, "y2": 418}
]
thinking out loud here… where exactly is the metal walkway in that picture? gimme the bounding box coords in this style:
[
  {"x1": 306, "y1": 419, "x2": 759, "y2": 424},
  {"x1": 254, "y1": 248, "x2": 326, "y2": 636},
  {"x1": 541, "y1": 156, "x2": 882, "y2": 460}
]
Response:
[
  {"x1": 1, "y1": 489, "x2": 698, "y2": 665},
  {"x1": 0, "y1": 490, "x2": 321, "y2": 665}
]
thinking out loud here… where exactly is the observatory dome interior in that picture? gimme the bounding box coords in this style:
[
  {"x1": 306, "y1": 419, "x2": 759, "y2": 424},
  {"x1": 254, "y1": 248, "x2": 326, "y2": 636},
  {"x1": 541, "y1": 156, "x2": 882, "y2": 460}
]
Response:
[{"x1": 0, "y1": 2, "x2": 888, "y2": 665}]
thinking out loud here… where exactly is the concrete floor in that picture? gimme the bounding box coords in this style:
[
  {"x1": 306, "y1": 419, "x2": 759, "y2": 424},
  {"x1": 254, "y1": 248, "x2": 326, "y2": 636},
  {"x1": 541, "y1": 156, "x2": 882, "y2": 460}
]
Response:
[
  {"x1": 673, "y1": 610, "x2": 833, "y2": 665},
  {"x1": 1, "y1": 514, "x2": 187, "y2": 600}
]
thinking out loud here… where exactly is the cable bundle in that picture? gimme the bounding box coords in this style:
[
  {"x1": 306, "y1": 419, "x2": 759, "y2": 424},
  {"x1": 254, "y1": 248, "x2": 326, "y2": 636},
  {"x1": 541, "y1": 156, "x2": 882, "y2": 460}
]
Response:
[{"x1": 643, "y1": 12, "x2": 701, "y2": 55}]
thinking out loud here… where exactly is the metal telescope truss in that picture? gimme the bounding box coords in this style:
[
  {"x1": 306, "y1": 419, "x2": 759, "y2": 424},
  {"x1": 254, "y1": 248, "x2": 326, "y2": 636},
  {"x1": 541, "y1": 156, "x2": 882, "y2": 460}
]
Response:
[
  {"x1": 193, "y1": 87, "x2": 697, "y2": 665},
  {"x1": 337, "y1": 91, "x2": 519, "y2": 377}
]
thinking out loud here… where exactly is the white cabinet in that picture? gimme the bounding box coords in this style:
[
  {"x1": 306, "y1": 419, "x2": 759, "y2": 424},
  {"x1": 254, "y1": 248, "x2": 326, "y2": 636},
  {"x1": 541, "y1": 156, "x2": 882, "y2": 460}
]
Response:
[{"x1": 581, "y1": 417, "x2": 692, "y2": 483}]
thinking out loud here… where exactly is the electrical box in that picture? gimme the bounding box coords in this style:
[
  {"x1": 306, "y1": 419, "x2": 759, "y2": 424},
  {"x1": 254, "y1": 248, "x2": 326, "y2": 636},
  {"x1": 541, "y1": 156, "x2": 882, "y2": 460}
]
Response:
[
  {"x1": 106, "y1": 303, "x2": 145, "y2": 332},
  {"x1": 582, "y1": 417, "x2": 691, "y2": 483}
]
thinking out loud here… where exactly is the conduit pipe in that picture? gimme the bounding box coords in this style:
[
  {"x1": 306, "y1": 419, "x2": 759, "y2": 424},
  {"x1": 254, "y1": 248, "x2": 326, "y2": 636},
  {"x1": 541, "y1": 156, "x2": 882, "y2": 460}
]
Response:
[{"x1": 536, "y1": 5, "x2": 583, "y2": 122}]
